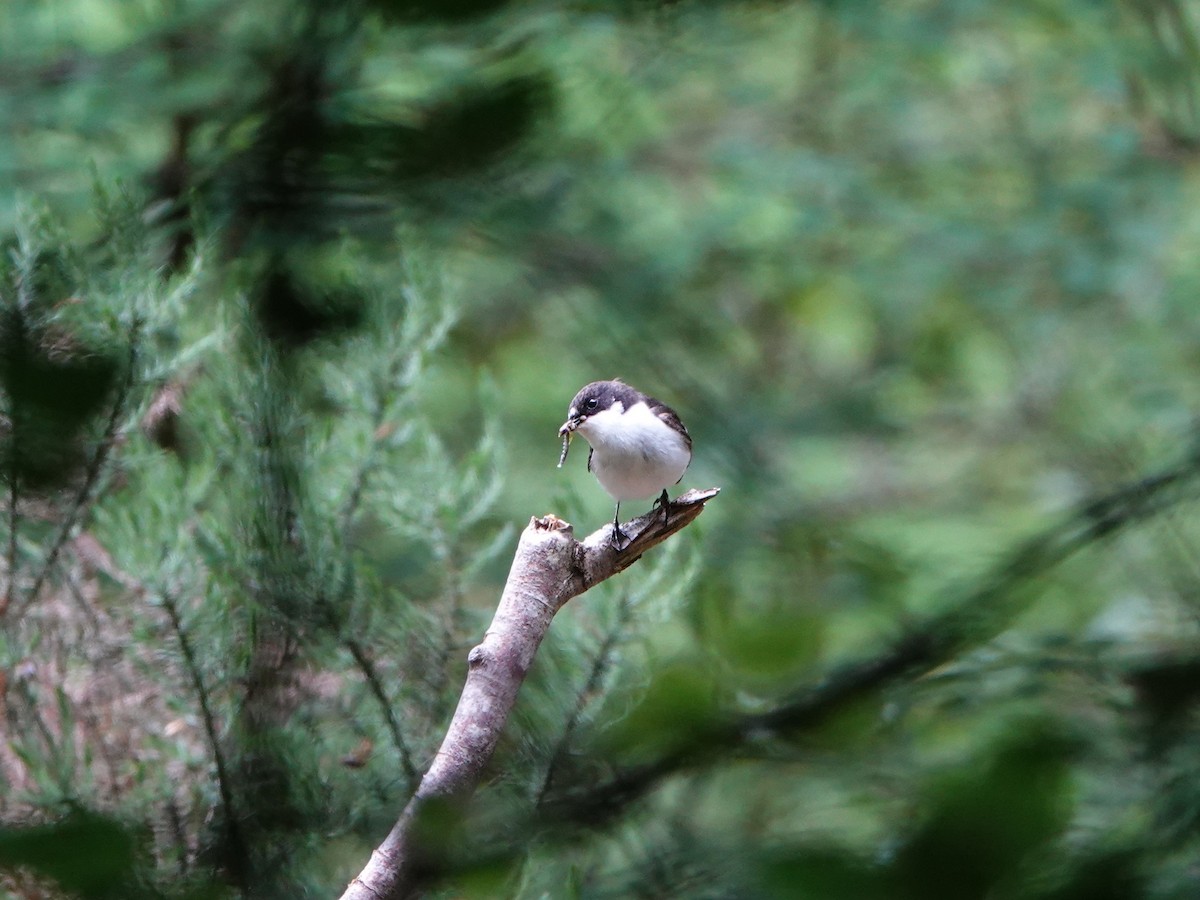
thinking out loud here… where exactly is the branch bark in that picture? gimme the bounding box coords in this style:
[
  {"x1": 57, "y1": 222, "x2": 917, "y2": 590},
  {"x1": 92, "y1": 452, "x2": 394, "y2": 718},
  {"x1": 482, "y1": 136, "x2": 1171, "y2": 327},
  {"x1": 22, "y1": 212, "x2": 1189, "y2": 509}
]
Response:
[{"x1": 340, "y1": 487, "x2": 720, "y2": 900}]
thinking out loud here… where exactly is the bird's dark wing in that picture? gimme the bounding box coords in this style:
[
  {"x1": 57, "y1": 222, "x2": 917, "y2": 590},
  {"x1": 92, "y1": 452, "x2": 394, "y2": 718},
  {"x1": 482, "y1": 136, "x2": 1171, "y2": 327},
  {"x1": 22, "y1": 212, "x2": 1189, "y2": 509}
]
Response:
[
  {"x1": 587, "y1": 446, "x2": 594, "y2": 473},
  {"x1": 645, "y1": 395, "x2": 692, "y2": 485},
  {"x1": 648, "y1": 398, "x2": 693, "y2": 453}
]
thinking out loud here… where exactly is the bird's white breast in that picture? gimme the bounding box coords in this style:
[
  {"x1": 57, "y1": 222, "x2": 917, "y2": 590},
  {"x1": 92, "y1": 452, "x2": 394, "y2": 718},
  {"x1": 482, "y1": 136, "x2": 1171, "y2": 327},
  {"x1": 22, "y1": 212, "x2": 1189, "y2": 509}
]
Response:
[{"x1": 577, "y1": 401, "x2": 691, "y2": 501}]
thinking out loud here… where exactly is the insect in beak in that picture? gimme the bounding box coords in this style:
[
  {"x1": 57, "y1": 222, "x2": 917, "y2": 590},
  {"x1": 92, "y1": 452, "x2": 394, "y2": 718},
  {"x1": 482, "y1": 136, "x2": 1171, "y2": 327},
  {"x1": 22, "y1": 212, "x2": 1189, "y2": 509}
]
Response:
[{"x1": 557, "y1": 428, "x2": 572, "y2": 468}]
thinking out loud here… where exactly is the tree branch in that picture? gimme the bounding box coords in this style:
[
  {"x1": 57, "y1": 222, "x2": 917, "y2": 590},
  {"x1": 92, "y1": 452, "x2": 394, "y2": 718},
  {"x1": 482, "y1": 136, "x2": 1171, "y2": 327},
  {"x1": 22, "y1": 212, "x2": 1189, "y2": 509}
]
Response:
[{"x1": 339, "y1": 487, "x2": 719, "y2": 900}]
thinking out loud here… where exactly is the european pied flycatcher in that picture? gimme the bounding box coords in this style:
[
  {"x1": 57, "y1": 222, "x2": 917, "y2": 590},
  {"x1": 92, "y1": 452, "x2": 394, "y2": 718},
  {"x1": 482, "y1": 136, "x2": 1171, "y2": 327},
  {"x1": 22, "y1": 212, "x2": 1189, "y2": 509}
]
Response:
[{"x1": 558, "y1": 379, "x2": 692, "y2": 548}]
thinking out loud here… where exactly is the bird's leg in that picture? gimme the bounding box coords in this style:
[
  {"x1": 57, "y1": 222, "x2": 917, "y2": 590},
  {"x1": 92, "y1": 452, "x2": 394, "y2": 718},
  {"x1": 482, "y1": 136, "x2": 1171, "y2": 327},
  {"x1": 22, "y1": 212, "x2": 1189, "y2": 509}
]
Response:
[
  {"x1": 611, "y1": 502, "x2": 627, "y2": 549},
  {"x1": 652, "y1": 488, "x2": 670, "y2": 525}
]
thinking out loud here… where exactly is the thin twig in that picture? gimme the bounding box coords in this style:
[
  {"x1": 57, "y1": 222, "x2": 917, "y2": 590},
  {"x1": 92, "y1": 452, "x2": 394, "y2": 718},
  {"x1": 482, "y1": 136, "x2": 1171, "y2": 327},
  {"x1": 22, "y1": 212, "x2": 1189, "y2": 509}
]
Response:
[
  {"x1": 60, "y1": 564, "x2": 105, "y2": 632},
  {"x1": 5, "y1": 459, "x2": 17, "y2": 613},
  {"x1": 10, "y1": 678, "x2": 72, "y2": 795},
  {"x1": 339, "y1": 401, "x2": 391, "y2": 531},
  {"x1": 11, "y1": 323, "x2": 141, "y2": 621},
  {"x1": 315, "y1": 563, "x2": 420, "y2": 788},
  {"x1": 75, "y1": 695, "x2": 126, "y2": 805},
  {"x1": 535, "y1": 591, "x2": 633, "y2": 808},
  {"x1": 160, "y1": 591, "x2": 248, "y2": 882},
  {"x1": 339, "y1": 350, "x2": 409, "y2": 532},
  {"x1": 430, "y1": 529, "x2": 467, "y2": 724},
  {"x1": 166, "y1": 796, "x2": 190, "y2": 876},
  {"x1": 331, "y1": 345, "x2": 425, "y2": 782},
  {"x1": 345, "y1": 635, "x2": 418, "y2": 787}
]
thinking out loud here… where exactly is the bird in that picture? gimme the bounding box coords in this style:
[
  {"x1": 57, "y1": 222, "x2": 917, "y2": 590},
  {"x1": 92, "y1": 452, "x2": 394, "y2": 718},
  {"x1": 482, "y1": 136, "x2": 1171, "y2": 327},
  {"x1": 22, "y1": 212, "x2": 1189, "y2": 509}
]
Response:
[{"x1": 558, "y1": 379, "x2": 692, "y2": 548}]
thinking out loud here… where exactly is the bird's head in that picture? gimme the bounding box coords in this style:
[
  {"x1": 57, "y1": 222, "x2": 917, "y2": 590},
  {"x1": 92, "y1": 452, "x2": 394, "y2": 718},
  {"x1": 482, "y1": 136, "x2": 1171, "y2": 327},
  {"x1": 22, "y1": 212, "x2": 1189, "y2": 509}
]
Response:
[{"x1": 559, "y1": 380, "x2": 632, "y2": 437}]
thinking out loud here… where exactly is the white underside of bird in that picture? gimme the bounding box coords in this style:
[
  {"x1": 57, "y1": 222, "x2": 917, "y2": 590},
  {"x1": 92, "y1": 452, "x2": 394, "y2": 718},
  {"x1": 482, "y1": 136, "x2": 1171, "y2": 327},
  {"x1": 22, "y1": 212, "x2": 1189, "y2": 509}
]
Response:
[{"x1": 576, "y1": 400, "x2": 692, "y2": 501}]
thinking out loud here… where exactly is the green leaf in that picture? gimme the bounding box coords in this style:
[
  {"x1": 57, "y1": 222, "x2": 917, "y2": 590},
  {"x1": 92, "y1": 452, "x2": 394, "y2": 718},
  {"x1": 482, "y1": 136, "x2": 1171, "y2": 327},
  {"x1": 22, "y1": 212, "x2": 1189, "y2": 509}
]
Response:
[
  {"x1": 600, "y1": 660, "x2": 720, "y2": 765},
  {"x1": 0, "y1": 812, "x2": 137, "y2": 896},
  {"x1": 758, "y1": 845, "x2": 887, "y2": 900},
  {"x1": 888, "y1": 723, "x2": 1077, "y2": 900}
]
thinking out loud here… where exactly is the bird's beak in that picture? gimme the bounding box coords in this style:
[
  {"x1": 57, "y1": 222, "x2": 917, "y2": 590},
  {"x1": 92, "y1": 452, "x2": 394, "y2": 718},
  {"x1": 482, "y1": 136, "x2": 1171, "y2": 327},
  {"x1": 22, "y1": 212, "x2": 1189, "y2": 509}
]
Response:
[{"x1": 558, "y1": 417, "x2": 579, "y2": 437}]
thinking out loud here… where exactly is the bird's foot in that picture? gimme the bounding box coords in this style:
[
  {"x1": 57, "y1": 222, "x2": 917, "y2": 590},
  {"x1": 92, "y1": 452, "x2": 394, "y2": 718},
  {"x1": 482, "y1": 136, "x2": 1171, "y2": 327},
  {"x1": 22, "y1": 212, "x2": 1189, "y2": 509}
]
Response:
[
  {"x1": 652, "y1": 489, "x2": 671, "y2": 525},
  {"x1": 610, "y1": 522, "x2": 629, "y2": 550}
]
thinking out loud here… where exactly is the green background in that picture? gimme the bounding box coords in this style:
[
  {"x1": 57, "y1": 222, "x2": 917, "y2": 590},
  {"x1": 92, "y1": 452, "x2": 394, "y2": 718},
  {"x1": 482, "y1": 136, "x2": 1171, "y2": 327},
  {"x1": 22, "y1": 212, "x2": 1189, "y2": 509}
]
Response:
[{"x1": 3, "y1": 1, "x2": 1200, "y2": 897}]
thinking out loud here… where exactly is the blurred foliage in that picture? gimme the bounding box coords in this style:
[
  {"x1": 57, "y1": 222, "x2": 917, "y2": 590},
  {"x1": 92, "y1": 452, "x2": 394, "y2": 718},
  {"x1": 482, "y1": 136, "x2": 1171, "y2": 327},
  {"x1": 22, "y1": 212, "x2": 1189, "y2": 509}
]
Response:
[
  {"x1": 3, "y1": 0, "x2": 1200, "y2": 897},
  {"x1": 0, "y1": 811, "x2": 137, "y2": 898}
]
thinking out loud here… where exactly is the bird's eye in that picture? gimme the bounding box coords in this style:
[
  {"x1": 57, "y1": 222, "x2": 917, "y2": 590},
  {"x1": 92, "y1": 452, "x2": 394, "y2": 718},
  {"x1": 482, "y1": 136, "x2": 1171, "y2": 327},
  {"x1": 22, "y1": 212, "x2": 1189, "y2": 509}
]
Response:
[{"x1": 585, "y1": 398, "x2": 599, "y2": 410}]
